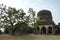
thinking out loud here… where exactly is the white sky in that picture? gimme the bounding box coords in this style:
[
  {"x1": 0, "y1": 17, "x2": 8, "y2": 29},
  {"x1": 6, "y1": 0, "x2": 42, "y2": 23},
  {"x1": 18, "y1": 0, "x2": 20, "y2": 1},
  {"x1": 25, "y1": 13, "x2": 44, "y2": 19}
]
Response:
[{"x1": 0, "y1": 0, "x2": 60, "y2": 24}]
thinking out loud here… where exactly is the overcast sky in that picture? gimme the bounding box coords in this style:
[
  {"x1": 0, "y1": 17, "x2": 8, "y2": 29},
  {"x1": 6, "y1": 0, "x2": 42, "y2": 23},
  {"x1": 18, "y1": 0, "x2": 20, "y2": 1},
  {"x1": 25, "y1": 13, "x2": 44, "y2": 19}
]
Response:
[{"x1": 0, "y1": 0, "x2": 60, "y2": 24}]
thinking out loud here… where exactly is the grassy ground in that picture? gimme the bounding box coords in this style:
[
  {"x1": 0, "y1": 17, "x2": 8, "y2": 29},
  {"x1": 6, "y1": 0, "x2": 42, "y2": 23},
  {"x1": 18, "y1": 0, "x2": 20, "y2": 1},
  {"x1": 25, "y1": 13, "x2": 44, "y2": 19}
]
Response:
[{"x1": 0, "y1": 34, "x2": 60, "y2": 40}]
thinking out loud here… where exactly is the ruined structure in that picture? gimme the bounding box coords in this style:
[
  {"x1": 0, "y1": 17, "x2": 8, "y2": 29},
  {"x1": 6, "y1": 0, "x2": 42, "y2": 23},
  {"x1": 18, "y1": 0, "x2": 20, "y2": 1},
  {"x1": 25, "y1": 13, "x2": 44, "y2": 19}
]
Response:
[{"x1": 36, "y1": 10, "x2": 60, "y2": 35}]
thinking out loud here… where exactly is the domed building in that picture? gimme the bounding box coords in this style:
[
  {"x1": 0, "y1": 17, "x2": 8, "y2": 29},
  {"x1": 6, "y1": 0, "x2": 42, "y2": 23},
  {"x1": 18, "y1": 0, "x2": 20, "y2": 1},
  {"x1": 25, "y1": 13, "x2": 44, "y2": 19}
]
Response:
[
  {"x1": 36, "y1": 10, "x2": 55, "y2": 34},
  {"x1": 37, "y1": 10, "x2": 52, "y2": 21}
]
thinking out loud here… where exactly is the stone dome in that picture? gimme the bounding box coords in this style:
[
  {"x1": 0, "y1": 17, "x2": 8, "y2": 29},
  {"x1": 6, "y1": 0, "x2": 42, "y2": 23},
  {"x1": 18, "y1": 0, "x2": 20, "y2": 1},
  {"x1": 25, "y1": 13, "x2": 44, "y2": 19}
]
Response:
[{"x1": 37, "y1": 10, "x2": 52, "y2": 21}]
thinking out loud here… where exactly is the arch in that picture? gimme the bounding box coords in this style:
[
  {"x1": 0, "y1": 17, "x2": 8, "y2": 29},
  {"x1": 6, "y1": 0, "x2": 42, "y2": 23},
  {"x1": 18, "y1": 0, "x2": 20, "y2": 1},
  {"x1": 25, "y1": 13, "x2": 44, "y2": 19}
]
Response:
[
  {"x1": 41, "y1": 26, "x2": 46, "y2": 34},
  {"x1": 48, "y1": 26, "x2": 52, "y2": 34}
]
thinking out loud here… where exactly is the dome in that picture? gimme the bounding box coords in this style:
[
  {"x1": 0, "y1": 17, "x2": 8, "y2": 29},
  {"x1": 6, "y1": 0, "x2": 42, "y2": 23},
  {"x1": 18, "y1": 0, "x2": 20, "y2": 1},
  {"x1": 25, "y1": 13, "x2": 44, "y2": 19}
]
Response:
[
  {"x1": 37, "y1": 10, "x2": 52, "y2": 21},
  {"x1": 37, "y1": 10, "x2": 52, "y2": 16}
]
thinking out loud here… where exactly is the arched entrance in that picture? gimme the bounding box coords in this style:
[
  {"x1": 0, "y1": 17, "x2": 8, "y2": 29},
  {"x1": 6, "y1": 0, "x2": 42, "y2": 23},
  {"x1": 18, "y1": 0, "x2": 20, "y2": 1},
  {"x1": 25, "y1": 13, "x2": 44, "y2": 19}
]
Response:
[
  {"x1": 48, "y1": 27, "x2": 52, "y2": 34},
  {"x1": 41, "y1": 27, "x2": 46, "y2": 34}
]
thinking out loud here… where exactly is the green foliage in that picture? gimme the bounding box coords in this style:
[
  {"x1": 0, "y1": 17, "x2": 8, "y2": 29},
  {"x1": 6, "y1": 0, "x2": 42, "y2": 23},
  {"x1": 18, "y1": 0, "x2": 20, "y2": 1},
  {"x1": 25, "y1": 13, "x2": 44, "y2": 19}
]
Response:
[
  {"x1": 34, "y1": 20, "x2": 40, "y2": 30},
  {"x1": 0, "y1": 4, "x2": 36, "y2": 34},
  {"x1": 28, "y1": 8, "x2": 36, "y2": 27},
  {"x1": 4, "y1": 28, "x2": 9, "y2": 34},
  {"x1": 12, "y1": 21, "x2": 29, "y2": 34},
  {"x1": 0, "y1": 4, "x2": 6, "y2": 28},
  {"x1": 27, "y1": 27, "x2": 34, "y2": 33},
  {"x1": 0, "y1": 30, "x2": 2, "y2": 34},
  {"x1": 19, "y1": 9, "x2": 26, "y2": 19}
]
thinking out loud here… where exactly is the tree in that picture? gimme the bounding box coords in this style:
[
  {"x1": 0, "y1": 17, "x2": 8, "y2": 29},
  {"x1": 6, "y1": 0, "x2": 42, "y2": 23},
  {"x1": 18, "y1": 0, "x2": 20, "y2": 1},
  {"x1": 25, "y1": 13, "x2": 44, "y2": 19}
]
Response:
[
  {"x1": 6, "y1": 8, "x2": 27, "y2": 34},
  {"x1": 0, "y1": 4, "x2": 36, "y2": 34},
  {"x1": 12, "y1": 16, "x2": 30, "y2": 34},
  {"x1": 0, "y1": 7, "x2": 26, "y2": 34},
  {"x1": 33, "y1": 20, "x2": 41, "y2": 34},
  {"x1": 28, "y1": 8, "x2": 36, "y2": 27},
  {"x1": 12, "y1": 8, "x2": 36, "y2": 34},
  {"x1": 0, "y1": 4, "x2": 6, "y2": 28}
]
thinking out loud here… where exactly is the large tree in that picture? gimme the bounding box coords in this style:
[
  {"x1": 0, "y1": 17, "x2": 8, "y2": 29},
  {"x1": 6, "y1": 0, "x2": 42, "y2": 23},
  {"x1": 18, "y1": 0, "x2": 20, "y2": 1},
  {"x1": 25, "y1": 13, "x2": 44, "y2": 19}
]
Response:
[
  {"x1": 28, "y1": 8, "x2": 36, "y2": 27},
  {"x1": 4, "y1": 7, "x2": 27, "y2": 34},
  {"x1": 0, "y1": 4, "x2": 6, "y2": 28},
  {"x1": 0, "y1": 4, "x2": 36, "y2": 34}
]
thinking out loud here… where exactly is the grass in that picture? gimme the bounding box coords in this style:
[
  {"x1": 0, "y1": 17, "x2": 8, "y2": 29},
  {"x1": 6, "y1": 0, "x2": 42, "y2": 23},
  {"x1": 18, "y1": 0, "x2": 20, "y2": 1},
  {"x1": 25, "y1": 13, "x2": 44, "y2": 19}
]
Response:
[{"x1": 0, "y1": 34, "x2": 60, "y2": 40}]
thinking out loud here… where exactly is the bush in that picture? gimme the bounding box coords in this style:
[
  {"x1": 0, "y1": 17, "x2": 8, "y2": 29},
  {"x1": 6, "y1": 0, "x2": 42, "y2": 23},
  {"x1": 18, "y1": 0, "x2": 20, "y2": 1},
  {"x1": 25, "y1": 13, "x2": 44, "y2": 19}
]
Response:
[
  {"x1": 4, "y1": 28, "x2": 9, "y2": 34},
  {"x1": 27, "y1": 27, "x2": 34, "y2": 33},
  {"x1": 0, "y1": 30, "x2": 2, "y2": 34}
]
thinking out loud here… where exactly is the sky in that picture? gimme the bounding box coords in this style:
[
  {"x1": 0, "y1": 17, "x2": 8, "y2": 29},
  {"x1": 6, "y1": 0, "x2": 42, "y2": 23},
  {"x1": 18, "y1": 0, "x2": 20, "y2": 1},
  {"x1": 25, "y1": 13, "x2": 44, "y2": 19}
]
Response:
[{"x1": 0, "y1": 0, "x2": 60, "y2": 24}]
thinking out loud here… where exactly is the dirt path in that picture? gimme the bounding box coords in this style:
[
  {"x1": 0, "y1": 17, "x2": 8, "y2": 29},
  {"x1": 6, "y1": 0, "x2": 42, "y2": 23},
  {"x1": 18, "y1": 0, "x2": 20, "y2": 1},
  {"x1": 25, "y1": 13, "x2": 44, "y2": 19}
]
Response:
[
  {"x1": 0, "y1": 34, "x2": 35, "y2": 40},
  {"x1": 0, "y1": 34, "x2": 60, "y2": 40}
]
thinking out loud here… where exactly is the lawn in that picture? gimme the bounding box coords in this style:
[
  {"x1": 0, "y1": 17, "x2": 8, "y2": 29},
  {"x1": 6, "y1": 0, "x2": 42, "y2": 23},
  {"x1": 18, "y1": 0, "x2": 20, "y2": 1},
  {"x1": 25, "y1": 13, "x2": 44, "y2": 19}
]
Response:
[{"x1": 0, "y1": 34, "x2": 60, "y2": 40}]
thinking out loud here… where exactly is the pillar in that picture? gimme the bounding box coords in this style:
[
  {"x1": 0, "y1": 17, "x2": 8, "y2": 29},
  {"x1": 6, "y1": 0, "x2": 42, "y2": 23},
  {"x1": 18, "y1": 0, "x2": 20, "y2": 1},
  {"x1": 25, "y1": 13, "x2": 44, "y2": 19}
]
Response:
[
  {"x1": 39, "y1": 30, "x2": 41, "y2": 34},
  {"x1": 46, "y1": 28, "x2": 48, "y2": 35},
  {"x1": 52, "y1": 27, "x2": 55, "y2": 35}
]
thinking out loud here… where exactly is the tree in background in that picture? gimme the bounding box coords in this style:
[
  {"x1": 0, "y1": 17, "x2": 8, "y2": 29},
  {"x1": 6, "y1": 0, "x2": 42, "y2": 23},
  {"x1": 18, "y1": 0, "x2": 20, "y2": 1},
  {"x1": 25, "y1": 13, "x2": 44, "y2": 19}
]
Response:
[
  {"x1": 0, "y1": 4, "x2": 7, "y2": 34},
  {"x1": 28, "y1": 8, "x2": 36, "y2": 27},
  {"x1": 0, "y1": 4, "x2": 37, "y2": 35},
  {"x1": 10, "y1": 9, "x2": 29, "y2": 34},
  {"x1": 34, "y1": 20, "x2": 40, "y2": 34},
  {"x1": 0, "y1": 4, "x2": 6, "y2": 28}
]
